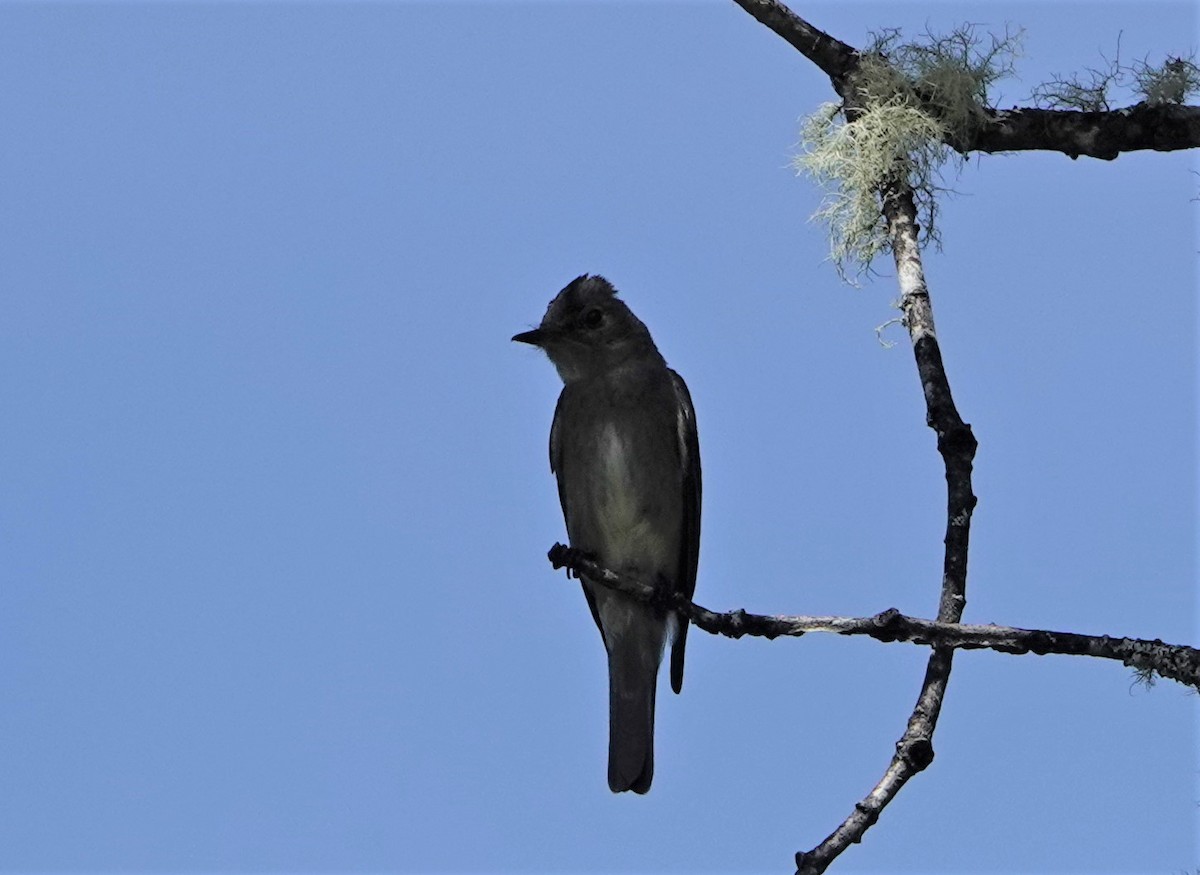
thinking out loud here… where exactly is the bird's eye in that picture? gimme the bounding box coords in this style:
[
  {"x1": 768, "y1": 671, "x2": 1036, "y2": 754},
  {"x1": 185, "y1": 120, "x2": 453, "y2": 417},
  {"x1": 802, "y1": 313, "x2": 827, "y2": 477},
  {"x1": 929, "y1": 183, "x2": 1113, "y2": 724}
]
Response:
[{"x1": 582, "y1": 308, "x2": 604, "y2": 329}]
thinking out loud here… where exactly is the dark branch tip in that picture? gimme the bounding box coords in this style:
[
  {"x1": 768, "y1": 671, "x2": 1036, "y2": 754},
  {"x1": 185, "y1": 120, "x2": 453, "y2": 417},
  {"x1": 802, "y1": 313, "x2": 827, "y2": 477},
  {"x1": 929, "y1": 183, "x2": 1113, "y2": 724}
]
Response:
[
  {"x1": 547, "y1": 543, "x2": 570, "y2": 569},
  {"x1": 547, "y1": 543, "x2": 596, "y2": 580}
]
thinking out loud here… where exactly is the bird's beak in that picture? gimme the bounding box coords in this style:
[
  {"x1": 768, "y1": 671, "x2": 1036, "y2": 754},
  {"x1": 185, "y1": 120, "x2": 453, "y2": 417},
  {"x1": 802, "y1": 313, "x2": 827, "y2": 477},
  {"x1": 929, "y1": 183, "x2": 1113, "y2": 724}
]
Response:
[{"x1": 512, "y1": 328, "x2": 546, "y2": 346}]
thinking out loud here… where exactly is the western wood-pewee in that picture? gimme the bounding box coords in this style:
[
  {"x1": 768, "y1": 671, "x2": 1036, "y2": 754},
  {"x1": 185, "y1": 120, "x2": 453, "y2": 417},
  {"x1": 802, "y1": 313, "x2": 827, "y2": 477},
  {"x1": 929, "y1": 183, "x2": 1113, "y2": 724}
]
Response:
[{"x1": 513, "y1": 274, "x2": 701, "y2": 794}]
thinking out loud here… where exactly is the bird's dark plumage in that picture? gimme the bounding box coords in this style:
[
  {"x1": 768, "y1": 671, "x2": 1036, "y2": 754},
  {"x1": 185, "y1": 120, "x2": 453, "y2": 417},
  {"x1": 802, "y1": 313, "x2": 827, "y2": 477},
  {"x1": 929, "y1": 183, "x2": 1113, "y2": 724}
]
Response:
[{"x1": 515, "y1": 274, "x2": 701, "y2": 793}]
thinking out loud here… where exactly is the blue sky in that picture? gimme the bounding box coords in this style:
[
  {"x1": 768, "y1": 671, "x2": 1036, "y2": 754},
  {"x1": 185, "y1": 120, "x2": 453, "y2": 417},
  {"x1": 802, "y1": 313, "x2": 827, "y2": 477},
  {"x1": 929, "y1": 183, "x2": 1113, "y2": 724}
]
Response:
[{"x1": 0, "y1": 2, "x2": 1195, "y2": 873}]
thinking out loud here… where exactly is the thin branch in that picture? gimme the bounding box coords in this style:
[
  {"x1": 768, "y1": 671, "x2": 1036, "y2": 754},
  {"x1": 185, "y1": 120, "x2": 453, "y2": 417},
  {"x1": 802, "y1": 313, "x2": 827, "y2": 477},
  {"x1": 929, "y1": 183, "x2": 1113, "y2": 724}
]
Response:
[
  {"x1": 729, "y1": 4, "x2": 985, "y2": 868},
  {"x1": 786, "y1": 179, "x2": 979, "y2": 874},
  {"x1": 545, "y1": 545, "x2": 1200, "y2": 691},
  {"x1": 883, "y1": 182, "x2": 978, "y2": 627},
  {"x1": 729, "y1": 0, "x2": 858, "y2": 89}
]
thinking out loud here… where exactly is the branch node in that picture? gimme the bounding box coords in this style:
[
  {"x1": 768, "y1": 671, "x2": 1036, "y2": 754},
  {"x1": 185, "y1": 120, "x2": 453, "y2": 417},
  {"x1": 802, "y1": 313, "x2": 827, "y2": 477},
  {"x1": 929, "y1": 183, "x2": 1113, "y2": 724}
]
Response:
[
  {"x1": 853, "y1": 800, "x2": 880, "y2": 826},
  {"x1": 899, "y1": 736, "x2": 935, "y2": 770},
  {"x1": 869, "y1": 607, "x2": 907, "y2": 642},
  {"x1": 937, "y1": 422, "x2": 978, "y2": 456},
  {"x1": 727, "y1": 608, "x2": 750, "y2": 639}
]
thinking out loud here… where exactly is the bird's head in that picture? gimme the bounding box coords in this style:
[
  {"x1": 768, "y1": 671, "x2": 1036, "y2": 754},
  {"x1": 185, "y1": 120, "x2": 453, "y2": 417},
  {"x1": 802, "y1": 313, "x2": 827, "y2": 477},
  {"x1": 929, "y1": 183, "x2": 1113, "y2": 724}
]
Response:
[{"x1": 513, "y1": 275, "x2": 662, "y2": 383}]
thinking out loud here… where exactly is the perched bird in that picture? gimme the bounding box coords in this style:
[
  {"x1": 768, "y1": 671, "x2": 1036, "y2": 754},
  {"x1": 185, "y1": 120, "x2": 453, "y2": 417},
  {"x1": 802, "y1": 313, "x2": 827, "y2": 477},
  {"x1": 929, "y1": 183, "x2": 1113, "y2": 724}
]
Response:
[{"x1": 513, "y1": 275, "x2": 701, "y2": 794}]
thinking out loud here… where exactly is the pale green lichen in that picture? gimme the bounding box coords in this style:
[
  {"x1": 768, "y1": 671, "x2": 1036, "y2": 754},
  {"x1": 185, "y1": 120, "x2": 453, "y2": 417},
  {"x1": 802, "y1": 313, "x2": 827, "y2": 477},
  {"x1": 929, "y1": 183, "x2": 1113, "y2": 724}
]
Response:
[
  {"x1": 799, "y1": 97, "x2": 948, "y2": 280},
  {"x1": 794, "y1": 25, "x2": 1021, "y2": 281},
  {"x1": 1134, "y1": 55, "x2": 1200, "y2": 105}
]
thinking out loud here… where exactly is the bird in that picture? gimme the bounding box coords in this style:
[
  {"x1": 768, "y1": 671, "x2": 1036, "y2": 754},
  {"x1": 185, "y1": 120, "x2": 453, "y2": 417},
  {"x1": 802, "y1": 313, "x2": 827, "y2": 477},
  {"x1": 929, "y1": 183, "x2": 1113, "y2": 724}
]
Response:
[{"x1": 513, "y1": 274, "x2": 701, "y2": 794}]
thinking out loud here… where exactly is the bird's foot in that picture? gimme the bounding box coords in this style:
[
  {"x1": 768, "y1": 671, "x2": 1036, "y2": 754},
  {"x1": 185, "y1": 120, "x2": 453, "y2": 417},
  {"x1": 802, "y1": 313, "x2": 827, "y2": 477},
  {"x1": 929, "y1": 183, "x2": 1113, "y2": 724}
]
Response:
[{"x1": 547, "y1": 543, "x2": 597, "y2": 580}]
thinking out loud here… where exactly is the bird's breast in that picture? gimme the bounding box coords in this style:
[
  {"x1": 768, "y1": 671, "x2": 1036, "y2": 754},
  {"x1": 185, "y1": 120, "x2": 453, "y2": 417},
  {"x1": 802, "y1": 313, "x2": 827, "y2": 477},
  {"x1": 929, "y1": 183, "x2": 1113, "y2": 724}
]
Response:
[{"x1": 572, "y1": 420, "x2": 675, "y2": 574}]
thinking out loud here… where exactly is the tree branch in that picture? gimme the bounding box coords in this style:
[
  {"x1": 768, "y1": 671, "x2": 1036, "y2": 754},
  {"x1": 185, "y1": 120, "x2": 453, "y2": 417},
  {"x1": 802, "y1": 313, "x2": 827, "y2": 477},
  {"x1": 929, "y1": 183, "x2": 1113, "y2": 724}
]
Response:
[
  {"x1": 732, "y1": 5, "x2": 981, "y2": 868},
  {"x1": 732, "y1": 0, "x2": 1200, "y2": 160},
  {"x1": 545, "y1": 545, "x2": 1200, "y2": 691},
  {"x1": 965, "y1": 103, "x2": 1200, "y2": 160},
  {"x1": 718, "y1": 2, "x2": 1192, "y2": 869},
  {"x1": 729, "y1": 0, "x2": 857, "y2": 89},
  {"x1": 784, "y1": 177, "x2": 981, "y2": 875}
]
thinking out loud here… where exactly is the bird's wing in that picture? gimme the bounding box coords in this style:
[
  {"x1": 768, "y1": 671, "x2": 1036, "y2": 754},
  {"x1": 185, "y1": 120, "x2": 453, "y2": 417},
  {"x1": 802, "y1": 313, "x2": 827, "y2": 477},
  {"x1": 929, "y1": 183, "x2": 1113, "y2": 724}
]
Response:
[
  {"x1": 668, "y1": 369, "x2": 702, "y2": 694},
  {"x1": 549, "y1": 390, "x2": 565, "y2": 493}
]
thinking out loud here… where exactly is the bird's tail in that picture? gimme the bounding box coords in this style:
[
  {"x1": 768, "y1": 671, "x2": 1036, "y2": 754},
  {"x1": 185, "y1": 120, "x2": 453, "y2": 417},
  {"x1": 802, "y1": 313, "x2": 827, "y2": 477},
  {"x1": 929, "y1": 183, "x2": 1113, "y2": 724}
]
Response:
[{"x1": 606, "y1": 635, "x2": 659, "y2": 794}]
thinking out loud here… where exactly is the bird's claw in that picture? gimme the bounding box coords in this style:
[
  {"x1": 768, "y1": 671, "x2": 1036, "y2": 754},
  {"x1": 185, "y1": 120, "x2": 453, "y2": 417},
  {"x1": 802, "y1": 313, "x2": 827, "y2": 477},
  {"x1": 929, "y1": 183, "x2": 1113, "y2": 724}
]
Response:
[{"x1": 548, "y1": 543, "x2": 597, "y2": 579}]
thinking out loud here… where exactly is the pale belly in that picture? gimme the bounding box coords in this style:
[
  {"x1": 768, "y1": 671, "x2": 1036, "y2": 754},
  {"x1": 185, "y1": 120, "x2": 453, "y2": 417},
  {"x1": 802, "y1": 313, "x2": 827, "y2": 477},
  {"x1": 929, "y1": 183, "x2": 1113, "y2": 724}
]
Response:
[{"x1": 571, "y1": 422, "x2": 678, "y2": 578}]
